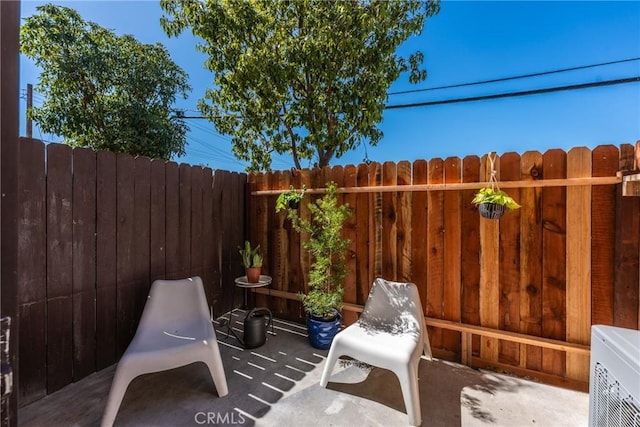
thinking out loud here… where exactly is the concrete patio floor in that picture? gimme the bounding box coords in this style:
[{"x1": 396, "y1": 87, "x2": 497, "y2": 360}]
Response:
[{"x1": 18, "y1": 313, "x2": 589, "y2": 426}]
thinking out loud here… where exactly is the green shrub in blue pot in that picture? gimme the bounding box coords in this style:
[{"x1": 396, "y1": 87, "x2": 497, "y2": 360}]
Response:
[{"x1": 276, "y1": 182, "x2": 351, "y2": 349}]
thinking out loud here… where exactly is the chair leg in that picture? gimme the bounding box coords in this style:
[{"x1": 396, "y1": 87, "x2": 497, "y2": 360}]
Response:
[
  {"x1": 395, "y1": 361, "x2": 422, "y2": 426},
  {"x1": 101, "y1": 365, "x2": 137, "y2": 427},
  {"x1": 319, "y1": 343, "x2": 341, "y2": 388},
  {"x1": 203, "y1": 346, "x2": 229, "y2": 397},
  {"x1": 423, "y1": 331, "x2": 433, "y2": 360}
]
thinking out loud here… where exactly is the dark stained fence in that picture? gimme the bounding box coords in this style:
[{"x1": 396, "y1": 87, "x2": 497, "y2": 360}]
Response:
[
  {"x1": 247, "y1": 144, "x2": 640, "y2": 388},
  {"x1": 17, "y1": 139, "x2": 246, "y2": 406}
]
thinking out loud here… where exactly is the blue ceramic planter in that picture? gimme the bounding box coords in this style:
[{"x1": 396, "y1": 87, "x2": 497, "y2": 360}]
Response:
[{"x1": 306, "y1": 313, "x2": 342, "y2": 350}]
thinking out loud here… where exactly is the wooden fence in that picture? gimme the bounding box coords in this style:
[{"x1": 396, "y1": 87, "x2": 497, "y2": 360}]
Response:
[
  {"x1": 17, "y1": 139, "x2": 246, "y2": 406},
  {"x1": 247, "y1": 144, "x2": 640, "y2": 388}
]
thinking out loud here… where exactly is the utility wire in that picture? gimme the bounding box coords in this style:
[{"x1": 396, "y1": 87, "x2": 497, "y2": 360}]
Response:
[
  {"x1": 387, "y1": 57, "x2": 640, "y2": 96},
  {"x1": 173, "y1": 76, "x2": 640, "y2": 117},
  {"x1": 385, "y1": 76, "x2": 640, "y2": 110}
]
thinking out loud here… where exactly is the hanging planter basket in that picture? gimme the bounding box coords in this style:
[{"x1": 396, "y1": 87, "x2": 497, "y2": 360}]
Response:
[
  {"x1": 478, "y1": 202, "x2": 506, "y2": 220},
  {"x1": 472, "y1": 153, "x2": 521, "y2": 220}
]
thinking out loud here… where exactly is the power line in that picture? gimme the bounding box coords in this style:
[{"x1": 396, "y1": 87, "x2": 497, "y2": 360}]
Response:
[
  {"x1": 385, "y1": 76, "x2": 640, "y2": 110},
  {"x1": 387, "y1": 57, "x2": 640, "y2": 96}
]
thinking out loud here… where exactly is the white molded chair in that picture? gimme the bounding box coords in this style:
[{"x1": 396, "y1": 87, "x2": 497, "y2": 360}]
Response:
[
  {"x1": 101, "y1": 277, "x2": 228, "y2": 427},
  {"x1": 320, "y1": 278, "x2": 431, "y2": 426}
]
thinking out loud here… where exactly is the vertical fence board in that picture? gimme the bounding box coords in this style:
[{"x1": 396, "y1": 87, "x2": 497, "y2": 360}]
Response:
[
  {"x1": 297, "y1": 170, "x2": 311, "y2": 316},
  {"x1": 96, "y1": 151, "x2": 117, "y2": 370},
  {"x1": 614, "y1": 144, "x2": 640, "y2": 329},
  {"x1": 116, "y1": 154, "x2": 136, "y2": 357},
  {"x1": 71, "y1": 147, "x2": 97, "y2": 381},
  {"x1": 342, "y1": 165, "x2": 358, "y2": 325},
  {"x1": 479, "y1": 154, "x2": 500, "y2": 362},
  {"x1": 397, "y1": 161, "x2": 412, "y2": 284},
  {"x1": 443, "y1": 157, "x2": 462, "y2": 355},
  {"x1": 202, "y1": 168, "x2": 214, "y2": 306},
  {"x1": 45, "y1": 144, "x2": 73, "y2": 392},
  {"x1": 566, "y1": 147, "x2": 592, "y2": 382},
  {"x1": 519, "y1": 151, "x2": 543, "y2": 371},
  {"x1": 219, "y1": 172, "x2": 235, "y2": 310},
  {"x1": 150, "y1": 160, "x2": 166, "y2": 283},
  {"x1": 411, "y1": 160, "x2": 429, "y2": 318},
  {"x1": 355, "y1": 165, "x2": 370, "y2": 305},
  {"x1": 272, "y1": 170, "x2": 289, "y2": 315},
  {"x1": 211, "y1": 170, "x2": 224, "y2": 316},
  {"x1": 461, "y1": 156, "x2": 481, "y2": 356},
  {"x1": 235, "y1": 173, "x2": 247, "y2": 277},
  {"x1": 229, "y1": 173, "x2": 244, "y2": 306},
  {"x1": 18, "y1": 138, "x2": 47, "y2": 405},
  {"x1": 369, "y1": 163, "x2": 383, "y2": 291},
  {"x1": 286, "y1": 171, "x2": 302, "y2": 318},
  {"x1": 541, "y1": 149, "x2": 567, "y2": 377},
  {"x1": 498, "y1": 152, "x2": 521, "y2": 366},
  {"x1": 132, "y1": 157, "x2": 151, "y2": 333},
  {"x1": 591, "y1": 145, "x2": 618, "y2": 326},
  {"x1": 427, "y1": 158, "x2": 445, "y2": 350},
  {"x1": 178, "y1": 164, "x2": 192, "y2": 280},
  {"x1": 190, "y1": 166, "x2": 204, "y2": 279},
  {"x1": 382, "y1": 161, "x2": 397, "y2": 281},
  {"x1": 165, "y1": 162, "x2": 180, "y2": 280}
]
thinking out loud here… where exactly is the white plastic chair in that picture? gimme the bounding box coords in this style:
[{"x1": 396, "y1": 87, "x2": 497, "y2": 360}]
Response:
[
  {"x1": 320, "y1": 278, "x2": 432, "y2": 426},
  {"x1": 101, "y1": 277, "x2": 228, "y2": 427}
]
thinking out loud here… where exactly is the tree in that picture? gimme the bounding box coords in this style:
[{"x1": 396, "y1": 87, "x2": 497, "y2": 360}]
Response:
[
  {"x1": 21, "y1": 4, "x2": 191, "y2": 160},
  {"x1": 160, "y1": 0, "x2": 440, "y2": 171}
]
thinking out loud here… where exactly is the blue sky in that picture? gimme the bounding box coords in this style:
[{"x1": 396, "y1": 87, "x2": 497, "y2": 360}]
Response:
[{"x1": 19, "y1": 1, "x2": 640, "y2": 172}]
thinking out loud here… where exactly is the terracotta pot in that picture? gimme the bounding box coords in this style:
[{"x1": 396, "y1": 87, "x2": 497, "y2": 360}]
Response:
[{"x1": 246, "y1": 267, "x2": 261, "y2": 283}]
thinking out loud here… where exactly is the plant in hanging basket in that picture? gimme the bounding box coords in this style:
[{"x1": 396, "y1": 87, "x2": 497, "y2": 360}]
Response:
[
  {"x1": 472, "y1": 187, "x2": 521, "y2": 219},
  {"x1": 275, "y1": 185, "x2": 306, "y2": 210}
]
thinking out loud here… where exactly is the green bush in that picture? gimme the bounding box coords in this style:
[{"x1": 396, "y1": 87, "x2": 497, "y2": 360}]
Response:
[{"x1": 276, "y1": 182, "x2": 351, "y2": 319}]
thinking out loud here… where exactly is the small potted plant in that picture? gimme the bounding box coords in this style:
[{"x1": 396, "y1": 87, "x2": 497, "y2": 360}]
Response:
[
  {"x1": 239, "y1": 240, "x2": 263, "y2": 283},
  {"x1": 472, "y1": 187, "x2": 521, "y2": 219},
  {"x1": 276, "y1": 182, "x2": 351, "y2": 349}
]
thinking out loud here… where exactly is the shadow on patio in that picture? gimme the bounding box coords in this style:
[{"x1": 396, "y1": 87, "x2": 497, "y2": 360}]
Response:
[{"x1": 18, "y1": 311, "x2": 588, "y2": 427}]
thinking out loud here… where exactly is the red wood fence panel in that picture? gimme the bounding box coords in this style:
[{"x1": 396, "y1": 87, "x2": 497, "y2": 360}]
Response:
[{"x1": 246, "y1": 143, "x2": 640, "y2": 386}]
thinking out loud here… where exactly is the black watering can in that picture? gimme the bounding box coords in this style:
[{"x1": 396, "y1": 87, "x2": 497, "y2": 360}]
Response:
[{"x1": 231, "y1": 308, "x2": 272, "y2": 349}]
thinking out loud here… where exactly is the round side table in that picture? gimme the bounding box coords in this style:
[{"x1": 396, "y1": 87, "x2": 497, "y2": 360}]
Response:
[{"x1": 234, "y1": 275, "x2": 272, "y2": 307}]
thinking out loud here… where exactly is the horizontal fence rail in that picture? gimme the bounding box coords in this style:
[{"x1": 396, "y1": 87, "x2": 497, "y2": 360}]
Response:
[
  {"x1": 251, "y1": 176, "x2": 622, "y2": 195},
  {"x1": 247, "y1": 144, "x2": 640, "y2": 388}
]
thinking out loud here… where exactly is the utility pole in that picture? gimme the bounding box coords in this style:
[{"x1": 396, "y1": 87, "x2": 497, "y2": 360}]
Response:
[{"x1": 26, "y1": 83, "x2": 33, "y2": 138}]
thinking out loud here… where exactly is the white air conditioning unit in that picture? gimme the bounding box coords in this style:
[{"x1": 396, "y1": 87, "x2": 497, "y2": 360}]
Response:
[{"x1": 589, "y1": 325, "x2": 640, "y2": 426}]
